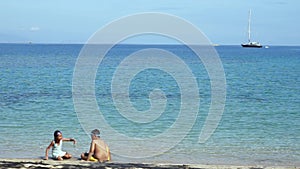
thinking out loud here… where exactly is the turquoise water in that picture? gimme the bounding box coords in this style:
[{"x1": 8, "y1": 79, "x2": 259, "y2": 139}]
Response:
[{"x1": 0, "y1": 44, "x2": 299, "y2": 165}]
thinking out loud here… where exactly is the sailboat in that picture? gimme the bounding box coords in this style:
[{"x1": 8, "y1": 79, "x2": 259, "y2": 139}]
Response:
[{"x1": 241, "y1": 10, "x2": 262, "y2": 48}]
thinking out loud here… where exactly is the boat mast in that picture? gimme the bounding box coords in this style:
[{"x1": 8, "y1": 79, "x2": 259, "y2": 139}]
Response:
[{"x1": 248, "y1": 9, "x2": 251, "y2": 43}]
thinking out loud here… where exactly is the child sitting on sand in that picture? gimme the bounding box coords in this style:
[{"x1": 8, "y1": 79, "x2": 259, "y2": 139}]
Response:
[
  {"x1": 45, "y1": 130, "x2": 76, "y2": 160},
  {"x1": 81, "y1": 129, "x2": 111, "y2": 162}
]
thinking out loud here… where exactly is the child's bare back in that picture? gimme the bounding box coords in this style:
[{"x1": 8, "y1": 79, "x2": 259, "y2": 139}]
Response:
[
  {"x1": 93, "y1": 139, "x2": 110, "y2": 162},
  {"x1": 81, "y1": 129, "x2": 111, "y2": 162}
]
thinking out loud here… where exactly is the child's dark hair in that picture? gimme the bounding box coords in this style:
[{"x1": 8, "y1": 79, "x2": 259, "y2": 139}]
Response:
[
  {"x1": 91, "y1": 129, "x2": 100, "y2": 137},
  {"x1": 53, "y1": 130, "x2": 62, "y2": 139}
]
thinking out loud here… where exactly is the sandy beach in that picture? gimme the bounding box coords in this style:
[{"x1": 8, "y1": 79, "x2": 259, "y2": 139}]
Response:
[{"x1": 0, "y1": 159, "x2": 299, "y2": 169}]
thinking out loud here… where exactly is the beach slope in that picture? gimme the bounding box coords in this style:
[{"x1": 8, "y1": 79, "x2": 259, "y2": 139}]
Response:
[{"x1": 0, "y1": 159, "x2": 299, "y2": 169}]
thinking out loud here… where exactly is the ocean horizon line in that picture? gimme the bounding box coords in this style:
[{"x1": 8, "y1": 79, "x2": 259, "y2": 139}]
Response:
[{"x1": 0, "y1": 42, "x2": 299, "y2": 47}]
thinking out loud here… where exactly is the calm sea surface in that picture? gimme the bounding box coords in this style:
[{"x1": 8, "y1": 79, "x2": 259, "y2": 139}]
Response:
[{"x1": 0, "y1": 44, "x2": 299, "y2": 165}]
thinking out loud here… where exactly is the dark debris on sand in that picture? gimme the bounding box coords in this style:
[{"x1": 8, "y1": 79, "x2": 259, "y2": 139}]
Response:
[
  {"x1": 0, "y1": 160, "x2": 194, "y2": 169},
  {"x1": 0, "y1": 160, "x2": 298, "y2": 169}
]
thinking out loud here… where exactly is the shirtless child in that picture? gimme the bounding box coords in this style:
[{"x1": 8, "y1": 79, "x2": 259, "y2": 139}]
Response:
[{"x1": 81, "y1": 129, "x2": 111, "y2": 162}]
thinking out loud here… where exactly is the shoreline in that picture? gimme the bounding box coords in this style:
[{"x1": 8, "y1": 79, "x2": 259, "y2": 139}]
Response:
[{"x1": 0, "y1": 159, "x2": 299, "y2": 169}]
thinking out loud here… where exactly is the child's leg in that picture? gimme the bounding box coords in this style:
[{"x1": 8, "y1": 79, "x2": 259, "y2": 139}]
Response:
[
  {"x1": 57, "y1": 156, "x2": 63, "y2": 161},
  {"x1": 63, "y1": 152, "x2": 72, "y2": 159},
  {"x1": 81, "y1": 153, "x2": 88, "y2": 160}
]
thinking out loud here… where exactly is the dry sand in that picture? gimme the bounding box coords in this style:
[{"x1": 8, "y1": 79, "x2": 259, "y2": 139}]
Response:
[{"x1": 0, "y1": 158, "x2": 299, "y2": 169}]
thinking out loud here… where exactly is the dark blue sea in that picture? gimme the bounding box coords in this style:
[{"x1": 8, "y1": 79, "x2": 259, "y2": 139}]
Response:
[{"x1": 0, "y1": 43, "x2": 299, "y2": 166}]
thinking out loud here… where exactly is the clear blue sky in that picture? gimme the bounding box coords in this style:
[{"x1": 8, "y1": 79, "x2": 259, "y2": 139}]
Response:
[{"x1": 1, "y1": 0, "x2": 299, "y2": 45}]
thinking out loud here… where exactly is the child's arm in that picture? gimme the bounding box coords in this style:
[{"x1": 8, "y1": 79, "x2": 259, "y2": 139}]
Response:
[
  {"x1": 86, "y1": 141, "x2": 95, "y2": 161},
  {"x1": 62, "y1": 138, "x2": 76, "y2": 144},
  {"x1": 44, "y1": 141, "x2": 54, "y2": 160}
]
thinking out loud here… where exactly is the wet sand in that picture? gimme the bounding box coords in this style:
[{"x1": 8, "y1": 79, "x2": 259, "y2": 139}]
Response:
[{"x1": 0, "y1": 158, "x2": 299, "y2": 169}]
